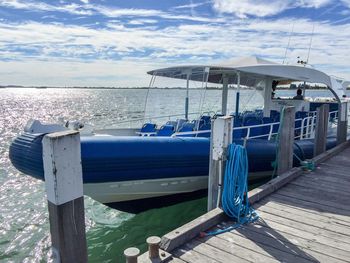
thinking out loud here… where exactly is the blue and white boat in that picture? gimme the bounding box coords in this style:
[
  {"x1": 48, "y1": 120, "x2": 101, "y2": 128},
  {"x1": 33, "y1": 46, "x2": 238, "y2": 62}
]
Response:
[{"x1": 9, "y1": 57, "x2": 349, "y2": 211}]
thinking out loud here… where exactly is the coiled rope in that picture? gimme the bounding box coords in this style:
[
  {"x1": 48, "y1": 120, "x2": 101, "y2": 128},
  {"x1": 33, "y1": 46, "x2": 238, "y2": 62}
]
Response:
[{"x1": 201, "y1": 144, "x2": 259, "y2": 237}]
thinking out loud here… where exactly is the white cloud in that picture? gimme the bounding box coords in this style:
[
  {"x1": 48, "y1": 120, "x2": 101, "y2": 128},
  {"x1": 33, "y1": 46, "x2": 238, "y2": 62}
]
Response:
[
  {"x1": 212, "y1": 0, "x2": 334, "y2": 18},
  {"x1": 0, "y1": 16, "x2": 349, "y2": 86}
]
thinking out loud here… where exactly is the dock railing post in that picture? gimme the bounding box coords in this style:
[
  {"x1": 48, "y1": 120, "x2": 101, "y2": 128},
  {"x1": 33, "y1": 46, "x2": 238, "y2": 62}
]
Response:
[
  {"x1": 337, "y1": 101, "x2": 348, "y2": 145},
  {"x1": 277, "y1": 106, "x2": 295, "y2": 176},
  {"x1": 42, "y1": 130, "x2": 88, "y2": 263},
  {"x1": 208, "y1": 116, "x2": 233, "y2": 211},
  {"x1": 314, "y1": 104, "x2": 329, "y2": 156}
]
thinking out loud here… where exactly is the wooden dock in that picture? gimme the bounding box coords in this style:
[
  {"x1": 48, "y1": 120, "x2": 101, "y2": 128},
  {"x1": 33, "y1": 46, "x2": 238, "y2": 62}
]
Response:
[{"x1": 158, "y1": 141, "x2": 350, "y2": 263}]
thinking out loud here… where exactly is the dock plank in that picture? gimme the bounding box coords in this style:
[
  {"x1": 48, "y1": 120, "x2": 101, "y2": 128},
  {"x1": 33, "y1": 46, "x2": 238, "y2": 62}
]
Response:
[
  {"x1": 256, "y1": 210, "x2": 350, "y2": 244},
  {"x1": 205, "y1": 228, "x2": 316, "y2": 263},
  {"x1": 161, "y1": 142, "x2": 350, "y2": 263},
  {"x1": 217, "y1": 221, "x2": 349, "y2": 263},
  {"x1": 257, "y1": 198, "x2": 350, "y2": 226},
  {"x1": 255, "y1": 203, "x2": 350, "y2": 234},
  {"x1": 271, "y1": 193, "x2": 350, "y2": 221}
]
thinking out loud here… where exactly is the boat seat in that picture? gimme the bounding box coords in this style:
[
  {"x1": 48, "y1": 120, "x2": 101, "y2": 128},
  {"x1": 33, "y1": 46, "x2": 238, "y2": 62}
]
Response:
[
  {"x1": 178, "y1": 122, "x2": 195, "y2": 137},
  {"x1": 296, "y1": 111, "x2": 308, "y2": 120},
  {"x1": 197, "y1": 122, "x2": 211, "y2": 137},
  {"x1": 176, "y1": 119, "x2": 187, "y2": 131},
  {"x1": 200, "y1": 115, "x2": 211, "y2": 124},
  {"x1": 243, "y1": 117, "x2": 262, "y2": 126},
  {"x1": 138, "y1": 123, "x2": 157, "y2": 136},
  {"x1": 157, "y1": 125, "x2": 175, "y2": 136}
]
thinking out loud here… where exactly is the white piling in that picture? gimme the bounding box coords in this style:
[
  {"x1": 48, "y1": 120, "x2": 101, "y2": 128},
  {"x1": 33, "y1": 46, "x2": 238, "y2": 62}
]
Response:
[
  {"x1": 42, "y1": 130, "x2": 87, "y2": 263},
  {"x1": 208, "y1": 116, "x2": 233, "y2": 211}
]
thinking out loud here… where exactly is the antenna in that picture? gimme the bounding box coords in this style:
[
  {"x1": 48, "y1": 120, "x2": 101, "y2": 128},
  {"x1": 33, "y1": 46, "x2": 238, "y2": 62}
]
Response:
[
  {"x1": 283, "y1": 22, "x2": 295, "y2": 64},
  {"x1": 306, "y1": 24, "x2": 315, "y2": 64}
]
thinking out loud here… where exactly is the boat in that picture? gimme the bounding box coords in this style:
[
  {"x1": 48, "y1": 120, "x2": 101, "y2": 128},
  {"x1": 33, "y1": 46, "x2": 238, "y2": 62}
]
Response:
[{"x1": 9, "y1": 57, "x2": 349, "y2": 212}]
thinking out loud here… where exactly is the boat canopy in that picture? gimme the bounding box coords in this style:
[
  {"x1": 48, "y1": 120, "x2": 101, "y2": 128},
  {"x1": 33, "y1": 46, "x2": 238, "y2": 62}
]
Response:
[{"x1": 148, "y1": 56, "x2": 347, "y2": 101}]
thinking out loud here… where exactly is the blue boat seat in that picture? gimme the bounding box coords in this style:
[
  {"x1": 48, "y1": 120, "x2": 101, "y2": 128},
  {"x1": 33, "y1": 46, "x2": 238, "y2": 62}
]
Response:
[
  {"x1": 200, "y1": 115, "x2": 211, "y2": 124},
  {"x1": 295, "y1": 111, "x2": 308, "y2": 120},
  {"x1": 157, "y1": 125, "x2": 175, "y2": 136},
  {"x1": 178, "y1": 122, "x2": 195, "y2": 137},
  {"x1": 176, "y1": 119, "x2": 187, "y2": 131},
  {"x1": 197, "y1": 121, "x2": 211, "y2": 138},
  {"x1": 140, "y1": 123, "x2": 156, "y2": 133}
]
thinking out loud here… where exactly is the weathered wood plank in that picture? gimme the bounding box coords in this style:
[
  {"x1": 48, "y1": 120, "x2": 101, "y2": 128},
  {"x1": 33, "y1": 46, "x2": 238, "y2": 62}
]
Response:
[
  {"x1": 258, "y1": 197, "x2": 350, "y2": 225},
  {"x1": 160, "y1": 208, "x2": 227, "y2": 252},
  {"x1": 203, "y1": 229, "x2": 315, "y2": 263},
  {"x1": 278, "y1": 186, "x2": 350, "y2": 210},
  {"x1": 225, "y1": 222, "x2": 350, "y2": 262},
  {"x1": 277, "y1": 106, "x2": 295, "y2": 175},
  {"x1": 172, "y1": 247, "x2": 219, "y2": 263},
  {"x1": 237, "y1": 217, "x2": 350, "y2": 253},
  {"x1": 201, "y1": 236, "x2": 281, "y2": 263},
  {"x1": 288, "y1": 180, "x2": 350, "y2": 198},
  {"x1": 166, "y1": 257, "x2": 187, "y2": 263},
  {"x1": 257, "y1": 210, "x2": 350, "y2": 244},
  {"x1": 183, "y1": 239, "x2": 250, "y2": 263},
  {"x1": 161, "y1": 142, "x2": 350, "y2": 253},
  {"x1": 317, "y1": 163, "x2": 350, "y2": 176},
  {"x1": 248, "y1": 167, "x2": 303, "y2": 204},
  {"x1": 271, "y1": 193, "x2": 350, "y2": 220},
  {"x1": 314, "y1": 104, "x2": 329, "y2": 156},
  {"x1": 297, "y1": 171, "x2": 350, "y2": 185},
  {"x1": 256, "y1": 204, "x2": 350, "y2": 235},
  {"x1": 312, "y1": 140, "x2": 350, "y2": 166}
]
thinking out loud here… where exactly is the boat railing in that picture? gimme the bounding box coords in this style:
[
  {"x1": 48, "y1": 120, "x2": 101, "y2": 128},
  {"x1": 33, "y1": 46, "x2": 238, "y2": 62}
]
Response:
[{"x1": 172, "y1": 110, "x2": 339, "y2": 141}]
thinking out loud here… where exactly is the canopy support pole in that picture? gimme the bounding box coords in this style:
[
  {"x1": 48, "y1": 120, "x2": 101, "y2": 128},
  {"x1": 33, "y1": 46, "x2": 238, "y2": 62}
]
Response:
[
  {"x1": 235, "y1": 72, "x2": 240, "y2": 118},
  {"x1": 185, "y1": 72, "x2": 190, "y2": 120},
  {"x1": 222, "y1": 75, "x2": 229, "y2": 115},
  {"x1": 263, "y1": 78, "x2": 273, "y2": 117}
]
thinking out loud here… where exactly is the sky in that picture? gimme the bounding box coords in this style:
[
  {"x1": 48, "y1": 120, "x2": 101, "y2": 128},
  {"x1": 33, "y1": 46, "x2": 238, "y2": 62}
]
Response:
[{"x1": 0, "y1": 0, "x2": 349, "y2": 87}]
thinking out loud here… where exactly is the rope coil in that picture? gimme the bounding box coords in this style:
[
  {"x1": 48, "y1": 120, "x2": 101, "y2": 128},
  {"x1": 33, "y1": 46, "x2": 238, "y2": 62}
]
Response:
[{"x1": 201, "y1": 144, "x2": 258, "y2": 237}]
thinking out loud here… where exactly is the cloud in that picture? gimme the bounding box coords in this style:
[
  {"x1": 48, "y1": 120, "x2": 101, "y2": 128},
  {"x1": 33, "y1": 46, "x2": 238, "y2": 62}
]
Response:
[
  {"x1": 212, "y1": 0, "x2": 333, "y2": 18},
  {"x1": 0, "y1": 0, "x2": 218, "y2": 23},
  {"x1": 0, "y1": 15, "x2": 349, "y2": 86}
]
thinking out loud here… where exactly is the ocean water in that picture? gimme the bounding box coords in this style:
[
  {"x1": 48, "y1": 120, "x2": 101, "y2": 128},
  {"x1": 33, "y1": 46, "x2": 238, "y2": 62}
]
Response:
[{"x1": 0, "y1": 87, "x2": 339, "y2": 262}]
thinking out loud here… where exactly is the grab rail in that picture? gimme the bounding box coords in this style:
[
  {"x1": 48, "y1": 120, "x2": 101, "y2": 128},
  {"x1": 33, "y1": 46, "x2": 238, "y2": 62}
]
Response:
[{"x1": 172, "y1": 110, "x2": 340, "y2": 141}]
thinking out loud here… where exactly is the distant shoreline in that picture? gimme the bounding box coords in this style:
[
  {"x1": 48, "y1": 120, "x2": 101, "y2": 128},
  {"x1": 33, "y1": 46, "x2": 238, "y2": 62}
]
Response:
[{"x1": 0, "y1": 85, "x2": 342, "y2": 90}]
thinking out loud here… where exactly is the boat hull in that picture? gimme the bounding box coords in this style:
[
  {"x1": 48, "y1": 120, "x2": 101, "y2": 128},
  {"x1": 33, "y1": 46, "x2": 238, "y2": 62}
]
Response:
[{"x1": 9, "y1": 132, "x2": 337, "y2": 207}]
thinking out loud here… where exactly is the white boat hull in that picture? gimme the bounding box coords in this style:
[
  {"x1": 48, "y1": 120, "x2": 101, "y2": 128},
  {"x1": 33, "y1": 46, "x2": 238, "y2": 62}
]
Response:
[{"x1": 83, "y1": 176, "x2": 208, "y2": 204}]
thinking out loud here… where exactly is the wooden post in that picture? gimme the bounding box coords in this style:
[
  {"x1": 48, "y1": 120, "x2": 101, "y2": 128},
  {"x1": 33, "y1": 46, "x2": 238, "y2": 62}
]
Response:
[
  {"x1": 208, "y1": 116, "x2": 233, "y2": 211},
  {"x1": 277, "y1": 106, "x2": 295, "y2": 175},
  {"x1": 147, "y1": 236, "x2": 161, "y2": 259},
  {"x1": 42, "y1": 130, "x2": 88, "y2": 263},
  {"x1": 124, "y1": 247, "x2": 140, "y2": 263},
  {"x1": 337, "y1": 101, "x2": 348, "y2": 145},
  {"x1": 314, "y1": 104, "x2": 329, "y2": 156}
]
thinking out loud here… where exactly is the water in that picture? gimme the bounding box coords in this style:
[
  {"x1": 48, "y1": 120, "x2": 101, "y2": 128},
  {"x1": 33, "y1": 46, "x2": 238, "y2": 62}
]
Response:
[{"x1": 0, "y1": 87, "x2": 340, "y2": 262}]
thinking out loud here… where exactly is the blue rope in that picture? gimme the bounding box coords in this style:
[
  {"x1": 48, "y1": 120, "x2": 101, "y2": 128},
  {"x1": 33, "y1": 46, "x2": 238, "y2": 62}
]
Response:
[{"x1": 201, "y1": 144, "x2": 259, "y2": 237}]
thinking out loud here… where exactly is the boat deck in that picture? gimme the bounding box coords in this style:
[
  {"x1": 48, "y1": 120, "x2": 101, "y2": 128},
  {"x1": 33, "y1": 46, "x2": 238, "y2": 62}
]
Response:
[{"x1": 163, "y1": 143, "x2": 350, "y2": 263}]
